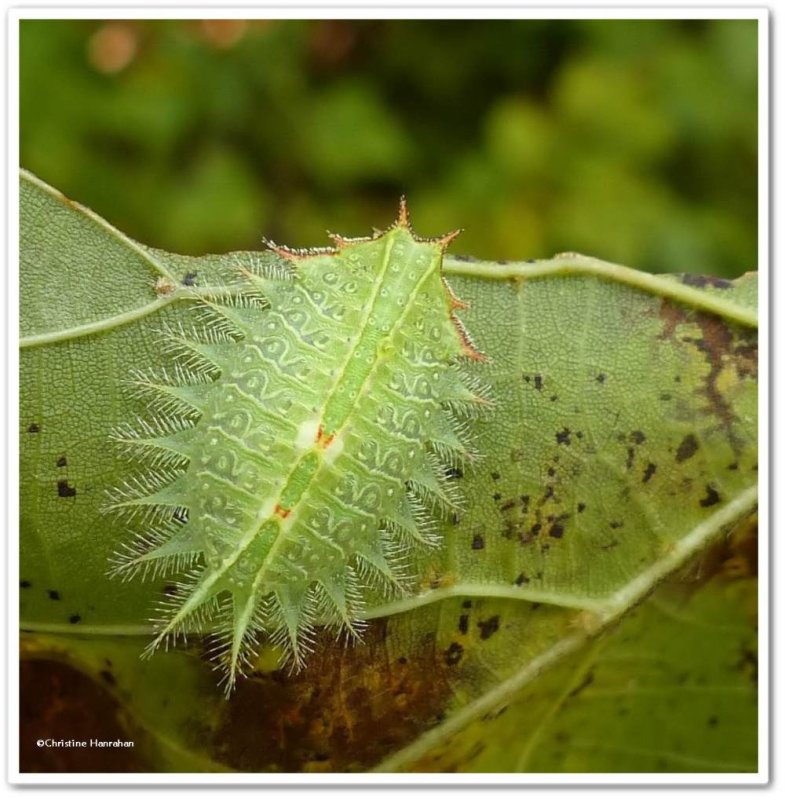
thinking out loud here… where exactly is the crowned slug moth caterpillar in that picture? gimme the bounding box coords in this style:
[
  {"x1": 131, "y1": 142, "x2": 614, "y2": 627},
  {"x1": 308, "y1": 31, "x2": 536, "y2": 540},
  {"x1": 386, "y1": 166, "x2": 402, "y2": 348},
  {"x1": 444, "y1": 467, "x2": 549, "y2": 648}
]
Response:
[{"x1": 108, "y1": 200, "x2": 489, "y2": 692}]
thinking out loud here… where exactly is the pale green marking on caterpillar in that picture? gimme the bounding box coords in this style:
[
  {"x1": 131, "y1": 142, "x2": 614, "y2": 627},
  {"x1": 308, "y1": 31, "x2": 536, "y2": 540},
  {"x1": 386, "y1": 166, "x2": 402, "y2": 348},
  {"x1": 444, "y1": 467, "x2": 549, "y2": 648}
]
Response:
[{"x1": 107, "y1": 200, "x2": 491, "y2": 694}]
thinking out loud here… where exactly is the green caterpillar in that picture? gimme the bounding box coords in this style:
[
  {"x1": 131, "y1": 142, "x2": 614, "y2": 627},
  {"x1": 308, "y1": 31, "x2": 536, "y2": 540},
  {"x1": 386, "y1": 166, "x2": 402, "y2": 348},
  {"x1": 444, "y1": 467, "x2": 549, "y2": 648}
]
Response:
[{"x1": 108, "y1": 201, "x2": 489, "y2": 692}]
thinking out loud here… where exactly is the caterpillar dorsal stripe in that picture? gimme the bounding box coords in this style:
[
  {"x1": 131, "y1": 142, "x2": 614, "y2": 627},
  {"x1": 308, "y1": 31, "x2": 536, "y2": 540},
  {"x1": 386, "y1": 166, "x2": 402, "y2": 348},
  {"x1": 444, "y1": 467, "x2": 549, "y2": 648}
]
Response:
[{"x1": 108, "y1": 200, "x2": 489, "y2": 692}]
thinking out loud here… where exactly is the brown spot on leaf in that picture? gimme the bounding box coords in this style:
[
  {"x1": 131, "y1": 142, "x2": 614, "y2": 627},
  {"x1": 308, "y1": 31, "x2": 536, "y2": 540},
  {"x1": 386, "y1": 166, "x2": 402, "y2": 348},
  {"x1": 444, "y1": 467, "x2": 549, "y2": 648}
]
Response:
[
  {"x1": 679, "y1": 273, "x2": 733, "y2": 290},
  {"x1": 20, "y1": 659, "x2": 146, "y2": 772},
  {"x1": 676, "y1": 434, "x2": 699, "y2": 463},
  {"x1": 734, "y1": 341, "x2": 758, "y2": 379},
  {"x1": 212, "y1": 621, "x2": 452, "y2": 771},
  {"x1": 57, "y1": 480, "x2": 77, "y2": 498},
  {"x1": 548, "y1": 522, "x2": 565, "y2": 538},
  {"x1": 659, "y1": 299, "x2": 755, "y2": 451},
  {"x1": 444, "y1": 642, "x2": 464, "y2": 667},
  {"x1": 478, "y1": 615, "x2": 500, "y2": 640},
  {"x1": 699, "y1": 484, "x2": 721, "y2": 507}
]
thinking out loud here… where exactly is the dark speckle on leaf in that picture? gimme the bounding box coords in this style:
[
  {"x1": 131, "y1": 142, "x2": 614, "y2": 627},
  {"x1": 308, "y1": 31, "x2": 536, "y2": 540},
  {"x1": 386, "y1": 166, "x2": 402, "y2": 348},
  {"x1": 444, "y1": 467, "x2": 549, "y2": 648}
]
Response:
[
  {"x1": 20, "y1": 580, "x2": 31, "y2": 589},
  {"x1": 69, "y1": 614, "x2": 81, "y2": 624},
  {"x1": 609, "y1": 520, "x2": 624, "y2": 529},
  {"x1": 493, "y1": 492, "x2": 502, "y2": 501},
  {"x1": 445, "y1": 466, "x2": 463, "y2": 480},
  {"x1": 530, "y1": 523, "x2": 542, "y2": 538},
  {"x1": 478, "y1": 616, "x2": 500, "y2": 640},
  {"x1": 534, "y1": 375, "x2": 543, "y2": 391},
  {"x1": 707, "y1": 715, "x2": 719, "y2": 728},
  {"x1": 630, "y1": 431, "x2": 646, "y2": 445},
  {"x1": 462, "y1": 600, "x2": 472, "y2": 609},
  {"x1": 700, "y1": 485, "x2": 721, "y2": 507},
  {"x1": 556, "y1": 427, "x2": 572, "y2": 445},
  {"x1": 577, "y1": 502, "x2": 587, "y2": 513},
  {"x1": 57, "y1": 479, "x2": 77, "y2": 498},
  {"x1": 514, "y1": 573, "x2": 529, "y2": 586},
  {"x1": 100, "y1": 670, "x2": 116, "y2": 686},
  {"x1": 450, "y1": 512, "x2": 461, "y2": 526},
  {"x1": 676, "y1": 433, "x2": 699, "y2": 462},
  {"x1": 567, "y1": 671, "x2": 595, "y2": 698},
  {"x1": 458, "y1": 614, "x2": 469, "y2": 635},
  {"x1": 643, "y1": 462, "x2": 657, "y2": 483},
  {"x1": 596, "y1": 373, "x2": 606, "y2": 384},
  {"x1": 550, "y1": 394, "x2": 558, "y2": 402},
  {"x1": 27, "y1": 423, "x2": 40, "y2": 433},
  {"x1": 660, "y1": 392, "x2": 672, "y2": 401},
  {"x1": 183, "y1": 272, "x2": 198, "y2": 286},
  {"x1": 48, "y1": 590, "x2": 60, "y2": 601},
  {"x1": 56, "y1": 455, "x2": 68, "y2": 467},
  {"x1": 680, "y1": 273, "x2": 733, "y2": 290},
  {"x1": 444, "y1": 642, "x2": 464, "y2": 666},
  {"x1": 490, "y1": 471, "x2": 500, "y2": 481},
  {"x1": 471, "y1": 533, "x2": 485, "y2": 550},
  {"x1": 549, "y1": 522, "x2": 565, "y2": 538}
]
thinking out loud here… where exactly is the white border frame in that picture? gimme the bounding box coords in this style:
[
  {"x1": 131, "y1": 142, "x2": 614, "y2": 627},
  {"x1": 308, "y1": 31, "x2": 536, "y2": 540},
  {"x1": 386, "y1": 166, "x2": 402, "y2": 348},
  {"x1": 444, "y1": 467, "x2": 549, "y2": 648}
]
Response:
[{"x1": 4, "y1": 3, "x2": 770, "y2": 788}]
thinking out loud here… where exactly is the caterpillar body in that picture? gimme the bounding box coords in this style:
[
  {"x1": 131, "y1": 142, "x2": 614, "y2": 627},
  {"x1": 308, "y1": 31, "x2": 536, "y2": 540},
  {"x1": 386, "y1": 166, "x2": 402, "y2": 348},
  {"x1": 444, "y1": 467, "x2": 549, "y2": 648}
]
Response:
[{"x1": 109, "y1": 200, "x2": 488, "y2": 692}]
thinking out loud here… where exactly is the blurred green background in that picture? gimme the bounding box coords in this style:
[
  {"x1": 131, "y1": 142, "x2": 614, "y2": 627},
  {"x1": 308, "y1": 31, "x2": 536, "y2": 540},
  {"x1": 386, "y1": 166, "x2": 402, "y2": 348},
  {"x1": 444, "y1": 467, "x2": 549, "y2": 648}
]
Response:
[{"x1": 20, "y1": 19, "x2": 757, "y2": 276}]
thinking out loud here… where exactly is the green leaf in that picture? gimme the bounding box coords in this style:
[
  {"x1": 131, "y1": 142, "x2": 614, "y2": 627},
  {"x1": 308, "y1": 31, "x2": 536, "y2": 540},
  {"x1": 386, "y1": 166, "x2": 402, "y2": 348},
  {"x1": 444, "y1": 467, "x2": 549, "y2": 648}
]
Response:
[{"x1": 19, "y1": 169, "x2": 757, "y2": 772}]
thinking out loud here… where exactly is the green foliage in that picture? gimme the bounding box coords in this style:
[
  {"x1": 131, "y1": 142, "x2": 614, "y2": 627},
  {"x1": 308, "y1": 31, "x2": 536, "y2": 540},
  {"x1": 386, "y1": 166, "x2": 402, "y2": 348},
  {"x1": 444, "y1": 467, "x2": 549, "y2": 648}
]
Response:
[
  {"x1": 20, "y1": 19, "x2": 757, "y2": 276},
  {"x1": 19, "y1": 171, "x2": 757, "y2": 772}
]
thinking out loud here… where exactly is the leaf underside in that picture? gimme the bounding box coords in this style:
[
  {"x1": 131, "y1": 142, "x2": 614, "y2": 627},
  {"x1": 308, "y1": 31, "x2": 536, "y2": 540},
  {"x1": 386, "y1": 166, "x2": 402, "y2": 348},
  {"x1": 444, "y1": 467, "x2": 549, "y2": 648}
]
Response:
[{"x1": 19, "y1": 170, "x2": 758, "y2": 772}]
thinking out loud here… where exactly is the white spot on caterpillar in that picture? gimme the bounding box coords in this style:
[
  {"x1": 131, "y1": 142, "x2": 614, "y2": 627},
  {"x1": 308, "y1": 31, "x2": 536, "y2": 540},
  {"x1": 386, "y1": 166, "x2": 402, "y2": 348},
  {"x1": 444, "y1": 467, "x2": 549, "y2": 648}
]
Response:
[
  {"x1": 296, "y1": 418, "x2": 320, "y2": 451},
  {"x1": 255, "y1": 498, "x2": 277, "y2": 523}
]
